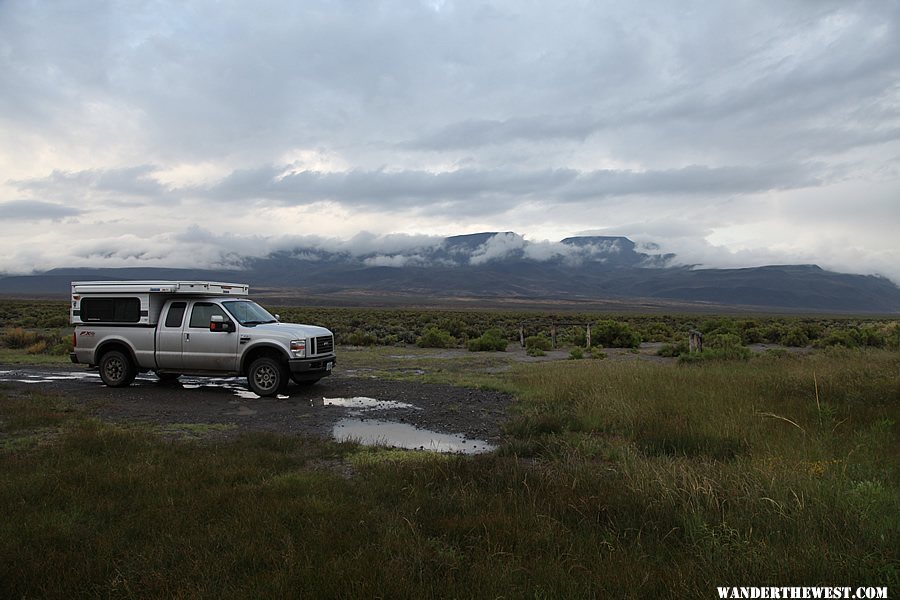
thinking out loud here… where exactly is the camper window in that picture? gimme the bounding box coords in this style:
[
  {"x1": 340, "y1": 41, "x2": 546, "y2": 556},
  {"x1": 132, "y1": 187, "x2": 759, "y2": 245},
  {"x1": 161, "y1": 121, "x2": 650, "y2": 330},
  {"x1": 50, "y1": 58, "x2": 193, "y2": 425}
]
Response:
[{"x1": 80, "y1": 297, "x2": 141, "y2": 323}]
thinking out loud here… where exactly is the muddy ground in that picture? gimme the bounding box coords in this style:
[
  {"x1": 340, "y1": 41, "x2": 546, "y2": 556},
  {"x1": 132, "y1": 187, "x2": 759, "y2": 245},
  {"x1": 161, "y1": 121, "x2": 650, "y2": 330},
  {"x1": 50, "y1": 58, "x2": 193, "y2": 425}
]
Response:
[
  {"x1": 0, "y1": 343, "x2": 804, "y2": 451},
  {"x1": 0, "y1": 364, "x2": 515, "y2": 451}
]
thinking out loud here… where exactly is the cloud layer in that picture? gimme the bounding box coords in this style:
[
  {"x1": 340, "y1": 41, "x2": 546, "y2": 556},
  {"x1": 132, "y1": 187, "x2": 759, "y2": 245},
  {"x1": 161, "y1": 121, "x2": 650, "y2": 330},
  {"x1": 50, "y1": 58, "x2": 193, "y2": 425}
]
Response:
[{"x1": 1, "y1": 0, "x2": 898, "y2": 283}]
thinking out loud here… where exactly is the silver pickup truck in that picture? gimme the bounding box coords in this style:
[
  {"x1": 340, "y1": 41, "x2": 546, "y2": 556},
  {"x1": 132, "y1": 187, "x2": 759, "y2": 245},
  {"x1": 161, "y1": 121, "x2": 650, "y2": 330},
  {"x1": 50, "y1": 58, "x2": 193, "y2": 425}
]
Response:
[{"x1": 69, "y1": 281, "x2": 336, "y2": 396}]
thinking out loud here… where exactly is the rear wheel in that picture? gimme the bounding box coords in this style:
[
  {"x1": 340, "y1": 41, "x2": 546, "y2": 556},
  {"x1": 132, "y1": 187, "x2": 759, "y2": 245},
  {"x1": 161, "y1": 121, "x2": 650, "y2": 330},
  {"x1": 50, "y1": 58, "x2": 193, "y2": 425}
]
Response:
[
  {"x1": 99, "y1": 350, "x2": 136, "y2": 388},
  {"x1": 247, "y1": 357, "x2": 289, "y2": 397}
]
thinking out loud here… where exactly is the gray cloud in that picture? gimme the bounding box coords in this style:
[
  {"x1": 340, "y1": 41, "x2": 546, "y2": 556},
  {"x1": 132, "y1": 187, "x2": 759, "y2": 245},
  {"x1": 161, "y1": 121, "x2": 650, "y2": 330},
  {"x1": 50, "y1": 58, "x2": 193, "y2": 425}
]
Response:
[
  {"x1": 0, "y1": 0, "x2": 898, "y2": 283},
  {"x1": 10, "y1": 166, "x2": 170, "y2": 206},
  {"x1": 190, "y1": 162, "x2": 821, "y2": 215},
  {"x1": 0, "y1": 200, "x2": 82, "y2": 221}
]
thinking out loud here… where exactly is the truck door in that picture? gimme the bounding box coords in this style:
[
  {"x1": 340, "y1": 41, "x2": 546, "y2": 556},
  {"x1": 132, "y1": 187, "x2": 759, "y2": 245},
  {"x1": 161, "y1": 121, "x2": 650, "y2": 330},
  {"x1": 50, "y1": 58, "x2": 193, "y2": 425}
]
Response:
[
  {"x1": 182, "y1": 301, "x2": 240, "y2": 372},
  {"x1": 156, "y1": 301, "x2": 187, "y2": 369}
]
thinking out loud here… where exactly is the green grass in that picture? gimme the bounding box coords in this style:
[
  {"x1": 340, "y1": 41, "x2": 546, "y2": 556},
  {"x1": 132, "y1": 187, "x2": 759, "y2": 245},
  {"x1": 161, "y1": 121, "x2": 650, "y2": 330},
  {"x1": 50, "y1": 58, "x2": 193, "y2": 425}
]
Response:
[
  {"x1": 0, "y1": 348, "x2": 71, "y2": 365},
  {"x1": 339, "y1": 345, "x2": 519, "y2": 391},
  {"x1": 1, "y1": 349, "x2": 898, "y2": 597}
]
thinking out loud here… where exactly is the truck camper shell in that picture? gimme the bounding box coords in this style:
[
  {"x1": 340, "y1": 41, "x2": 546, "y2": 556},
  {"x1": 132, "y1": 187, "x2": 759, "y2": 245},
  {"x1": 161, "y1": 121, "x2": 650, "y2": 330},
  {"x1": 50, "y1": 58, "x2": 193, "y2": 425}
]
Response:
[{"x1": 71, "y1": 281, "x2": 250, "y2": 326}]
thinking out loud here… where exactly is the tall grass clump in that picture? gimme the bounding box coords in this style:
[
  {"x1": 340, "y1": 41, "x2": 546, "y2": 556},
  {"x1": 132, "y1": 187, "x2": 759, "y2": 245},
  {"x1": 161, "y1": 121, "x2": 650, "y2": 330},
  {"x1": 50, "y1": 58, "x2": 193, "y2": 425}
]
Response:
[
  {"x1": 2, "y1": 327, "x2": 40, "y2": 349},
  {"x1": 1, "y1": 327, "x2": 72, "y2": 356},
  {"x1": 507, "y1": 350, "x2": 899, "y2": 588}
]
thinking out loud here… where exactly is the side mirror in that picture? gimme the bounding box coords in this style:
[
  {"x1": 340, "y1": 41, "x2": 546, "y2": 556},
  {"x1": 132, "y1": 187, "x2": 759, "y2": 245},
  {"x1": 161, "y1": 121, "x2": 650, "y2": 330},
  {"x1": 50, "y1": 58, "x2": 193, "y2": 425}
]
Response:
[
  {"x1": 210, "y1": 315, "x2": 233, "y2": 332},
  {"x1": 274, "y1": 314, "x2": 280, "y2": 321}
]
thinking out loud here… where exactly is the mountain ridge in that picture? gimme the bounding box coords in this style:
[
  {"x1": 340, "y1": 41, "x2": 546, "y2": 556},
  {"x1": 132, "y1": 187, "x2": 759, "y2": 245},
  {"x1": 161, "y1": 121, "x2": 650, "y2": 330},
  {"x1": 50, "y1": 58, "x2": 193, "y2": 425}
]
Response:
[{"x1": 1, "y1": 233, "x2": 898, "y2": 313}]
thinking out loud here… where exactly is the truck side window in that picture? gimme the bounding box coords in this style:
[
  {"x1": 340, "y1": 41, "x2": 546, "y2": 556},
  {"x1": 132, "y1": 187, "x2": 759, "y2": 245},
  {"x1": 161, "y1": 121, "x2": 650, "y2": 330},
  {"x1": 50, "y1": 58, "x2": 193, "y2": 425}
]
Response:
[
  {"x1": 81, "y1": 297, "x2": 141, "y2": 322},
  {"x1": 165, "y1": 302, "x2": 187, "y2": 328},
  {"x1": 189, "y1": 302, "x2": 228, "y2": 328}
]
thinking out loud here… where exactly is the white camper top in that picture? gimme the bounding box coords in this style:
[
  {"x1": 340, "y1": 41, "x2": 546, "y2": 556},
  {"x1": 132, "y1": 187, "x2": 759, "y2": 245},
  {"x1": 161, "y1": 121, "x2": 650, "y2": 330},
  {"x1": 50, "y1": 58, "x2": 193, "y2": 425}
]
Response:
[{"x1": 71, "y1": 281, "x2": 250, "y2": 296}]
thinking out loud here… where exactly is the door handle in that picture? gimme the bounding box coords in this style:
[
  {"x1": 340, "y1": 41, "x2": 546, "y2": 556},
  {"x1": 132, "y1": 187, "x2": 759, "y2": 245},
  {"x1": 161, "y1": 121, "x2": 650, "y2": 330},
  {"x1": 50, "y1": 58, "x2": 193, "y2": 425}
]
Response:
[{"x1": 184, "y1": 333, "x2": 190, "y2": 342}]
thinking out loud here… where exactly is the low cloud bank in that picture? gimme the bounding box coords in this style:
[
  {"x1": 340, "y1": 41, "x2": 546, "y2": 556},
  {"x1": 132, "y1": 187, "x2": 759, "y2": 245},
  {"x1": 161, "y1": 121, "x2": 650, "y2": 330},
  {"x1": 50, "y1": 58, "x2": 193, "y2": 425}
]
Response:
[{"x1": 1, "y1": 227, "x2": 898, "y2": 286}]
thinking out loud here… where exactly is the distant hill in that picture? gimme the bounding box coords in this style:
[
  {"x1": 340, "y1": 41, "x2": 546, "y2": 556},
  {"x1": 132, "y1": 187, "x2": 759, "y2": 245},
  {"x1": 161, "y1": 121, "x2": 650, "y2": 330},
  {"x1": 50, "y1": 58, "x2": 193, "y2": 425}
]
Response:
[{"x1": 1, "y1": 233, "x2": 898, "y2": 313}]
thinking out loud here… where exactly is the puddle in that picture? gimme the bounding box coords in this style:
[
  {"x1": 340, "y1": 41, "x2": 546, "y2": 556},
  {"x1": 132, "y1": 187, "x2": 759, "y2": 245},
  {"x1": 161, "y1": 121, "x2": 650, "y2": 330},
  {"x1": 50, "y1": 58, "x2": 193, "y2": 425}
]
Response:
[
  {"x1": 324, "y1": 396, "x2": 494, "y2": 454},
  {"x1": 0, "y1": 371, "x2": 103, "y2": 384},
  {"x1": 0, "y1": 369, "x2": 288, "y2": 400},
  {"x1": 319, "y1": 396, "x2": 419, "y2": 411},
  {"x1": 333, "y1": 418, "x2": 495, "y2": 454}
]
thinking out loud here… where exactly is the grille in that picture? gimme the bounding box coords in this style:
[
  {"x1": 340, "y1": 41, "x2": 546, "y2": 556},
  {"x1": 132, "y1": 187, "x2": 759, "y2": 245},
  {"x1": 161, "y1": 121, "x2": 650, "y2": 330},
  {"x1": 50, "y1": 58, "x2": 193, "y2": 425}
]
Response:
[{"x1": 314, "y1": 335, "x2": 334, "y2": 355}]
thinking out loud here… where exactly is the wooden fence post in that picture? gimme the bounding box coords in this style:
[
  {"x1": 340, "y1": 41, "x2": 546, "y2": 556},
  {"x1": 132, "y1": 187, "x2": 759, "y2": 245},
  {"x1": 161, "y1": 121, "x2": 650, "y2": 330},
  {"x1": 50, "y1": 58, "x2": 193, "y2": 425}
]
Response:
[
  {"x1": 689, "y1": 330, "x2": 703, "y2": 353},
  {"x1": 551, "y1": 324, "x2": 557, "y2": 349},
  {"x1": 585, "y1": 323, "x2": 591, "y2": 348}
]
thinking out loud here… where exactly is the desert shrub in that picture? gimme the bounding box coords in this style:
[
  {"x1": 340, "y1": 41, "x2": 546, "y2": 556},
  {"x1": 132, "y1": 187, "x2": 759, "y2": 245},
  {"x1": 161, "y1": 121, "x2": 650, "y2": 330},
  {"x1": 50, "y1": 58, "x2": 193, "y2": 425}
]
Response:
[
  {"x1": 700, "y1": 317, "x2": 738, "y2": 336},
  {"x1": 760, "y1": 324, "x2": 785, "y2": 344},
  {"x1": 692, "y1": 333, "x2": 752, "y2": 361},
  {"x1": 657, "y1": 340, "x2": 689, "y2": 357},
  {"x1": 705, "y1": 332, "x2": 743, "y2": 350},
  {"x1": 592, "y1": 320, "x2": 641, "y2": 349},
  {"x1": 643, "y1": 321, "x2": 674, "y2": 342},
  {"x1": 816, "y1": 330, "x2": 860, "y2": 349},
  {"x1": 343, "y1": 330, "x2": 378, "y2": 346},
  {"x1": 737, "y1": 320, "x2": 763, "y2": 344},
  {"x1": 524, "y1": 335, "x2": 552, "y2": 351},
  {"x1": 2, "y1": 327, "x2": 40, "y2": 349},
  {"x1": 49, "y1": 335, "x2": 75, "y2": 355},
  {"x1": 25, "y1": 340, "x2": 49, "y2": 355},
  {"x1": 798, "y1": 320, "x2": 825, "y2": 342},
  {"x1": 568, "y1": 347, "x2": 584, "y2": 360},
  {"x1": 757, "y1": 348, "x2": 795, "y2": 361},
  {"x1": 856, "y1": 326, "x2": 885, "y2": 348},
  {"x1": 436, "y1": 318, "x2": 467, "y2": 339},
  {"x1": 416, "y1": 326, "x2": 454, "y2": 349},
  {"x1": 561, "y1": 326, "x2": 586, "y2": 347},
  {"x1": 589, "y1": 347, "x2": 607, "y2": 360},
  {"x1": 781, "y1": 327, "x2": 809, "y2": 347},
  {"x1": 42, "y1": 315, "x2": 69, "y2": 328},
  {"x1": 884, "y1": 323, "x2": 900, "y2": 350},
  {"x1": 526, "y1": 347, "x2": 546, "y2": 357},
  {"x1": 467, "y1": 328, "x2": 508, "y2": 352}
]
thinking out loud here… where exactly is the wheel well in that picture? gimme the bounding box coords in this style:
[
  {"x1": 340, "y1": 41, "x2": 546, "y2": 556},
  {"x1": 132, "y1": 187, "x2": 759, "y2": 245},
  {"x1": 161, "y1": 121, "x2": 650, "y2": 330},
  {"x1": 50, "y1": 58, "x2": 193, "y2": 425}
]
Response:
[
  {"x1": 241, "y1": 346, "x2": 288, "y2": 374},
  {"x1": 95, "y1": 341, "x2": 136, "y2": 367}
]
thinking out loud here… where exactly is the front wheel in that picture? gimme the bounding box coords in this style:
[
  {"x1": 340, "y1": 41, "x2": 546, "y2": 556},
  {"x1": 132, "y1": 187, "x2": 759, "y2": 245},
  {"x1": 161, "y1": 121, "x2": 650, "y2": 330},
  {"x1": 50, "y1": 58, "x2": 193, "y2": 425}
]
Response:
[
  {"x1": 247, "y1": 357, "x2": 289, "y2": 397},
  {"x1": 99, "y1": 350, "x2": 136, "y2": 388}
]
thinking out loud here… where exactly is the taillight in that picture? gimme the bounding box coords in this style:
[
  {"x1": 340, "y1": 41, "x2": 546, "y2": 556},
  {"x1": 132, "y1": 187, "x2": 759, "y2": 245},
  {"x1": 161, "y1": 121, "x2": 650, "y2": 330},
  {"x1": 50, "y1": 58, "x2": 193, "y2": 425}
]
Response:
[{"x1": 72, "y1": 332, "x2": 77, "y2": 348}]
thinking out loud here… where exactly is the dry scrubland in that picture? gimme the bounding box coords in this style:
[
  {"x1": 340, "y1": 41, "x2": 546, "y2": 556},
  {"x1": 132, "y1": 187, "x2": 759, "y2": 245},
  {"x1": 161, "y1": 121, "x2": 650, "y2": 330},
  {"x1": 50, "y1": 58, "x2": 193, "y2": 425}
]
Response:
[{"x1": 0, "y1": 299, "x2": 897, "y2": 597}]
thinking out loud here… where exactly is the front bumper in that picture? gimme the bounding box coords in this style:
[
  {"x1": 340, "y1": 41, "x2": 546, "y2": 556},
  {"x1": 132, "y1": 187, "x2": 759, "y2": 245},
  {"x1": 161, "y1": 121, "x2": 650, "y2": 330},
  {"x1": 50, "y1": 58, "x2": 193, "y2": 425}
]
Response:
[{"x1": 288, "y1": 355, "x2": 336, "y2": 379}]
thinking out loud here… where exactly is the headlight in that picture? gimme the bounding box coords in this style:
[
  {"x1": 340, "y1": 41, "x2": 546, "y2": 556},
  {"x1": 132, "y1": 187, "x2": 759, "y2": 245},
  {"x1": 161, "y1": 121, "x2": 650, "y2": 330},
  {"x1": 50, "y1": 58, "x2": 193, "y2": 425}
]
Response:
[{"x1": 290, "y1": 339, "x2": 306, "y2": 358}]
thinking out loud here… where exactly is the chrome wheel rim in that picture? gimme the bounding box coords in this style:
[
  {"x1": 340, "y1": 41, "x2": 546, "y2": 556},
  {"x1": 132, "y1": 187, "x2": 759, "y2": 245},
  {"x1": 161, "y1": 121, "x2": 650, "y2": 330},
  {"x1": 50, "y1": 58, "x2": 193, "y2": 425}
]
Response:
[
  {"x1": 253, "y1": 364, "x2": 277, "y2": 391},
  {"x1": 104, "y1": 357, "x2": 124, "y2": 382}
]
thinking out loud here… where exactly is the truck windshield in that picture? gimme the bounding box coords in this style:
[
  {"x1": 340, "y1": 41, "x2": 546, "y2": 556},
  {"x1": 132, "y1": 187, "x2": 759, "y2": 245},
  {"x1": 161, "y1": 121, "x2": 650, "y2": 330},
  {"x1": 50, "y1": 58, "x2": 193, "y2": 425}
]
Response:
[{"x1": 221, "y1": 300, "x2": 277, "y2": 326}]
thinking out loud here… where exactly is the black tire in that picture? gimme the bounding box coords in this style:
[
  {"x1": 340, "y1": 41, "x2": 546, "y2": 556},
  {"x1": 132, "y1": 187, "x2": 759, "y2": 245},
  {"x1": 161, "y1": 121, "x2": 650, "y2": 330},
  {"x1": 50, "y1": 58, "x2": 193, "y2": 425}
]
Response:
[
  {"x1": 247, "y1": 357, "x2": 289, "y2": 397},
  {"x1": 99, "y1": 350, "x2": 137, "y2": 388},
  {"x1": 157, "y1": 372, "x2": 182, "y2": 383}
]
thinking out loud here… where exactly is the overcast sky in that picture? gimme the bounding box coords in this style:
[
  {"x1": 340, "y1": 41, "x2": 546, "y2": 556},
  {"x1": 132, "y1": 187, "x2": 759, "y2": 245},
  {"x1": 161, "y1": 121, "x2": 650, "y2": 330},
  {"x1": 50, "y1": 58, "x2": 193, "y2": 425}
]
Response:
[{"x1": 1, "y1": 0, "x2": 898, "y2": 282}]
